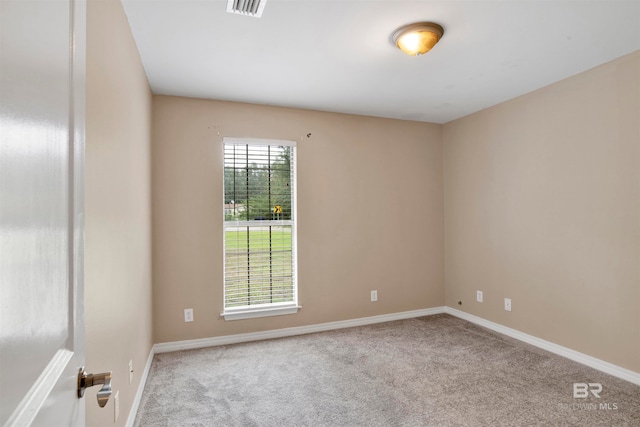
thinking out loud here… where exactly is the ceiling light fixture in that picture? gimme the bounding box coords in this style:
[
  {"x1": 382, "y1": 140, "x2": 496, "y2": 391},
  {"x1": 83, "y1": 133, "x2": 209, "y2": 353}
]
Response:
[{"x1": 391, "y1": 22, "x2": 444, "y2": 56}]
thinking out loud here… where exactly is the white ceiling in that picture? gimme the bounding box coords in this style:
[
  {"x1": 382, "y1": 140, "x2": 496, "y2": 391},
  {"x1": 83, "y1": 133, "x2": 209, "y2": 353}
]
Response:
[{"x1": 121, "y1": 0, "x2": 640, "y2": 124}]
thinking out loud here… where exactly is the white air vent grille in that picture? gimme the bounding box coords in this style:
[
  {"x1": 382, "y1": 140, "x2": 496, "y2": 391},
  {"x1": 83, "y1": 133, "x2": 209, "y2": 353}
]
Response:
[{"x1": 226, "y1": 0, "x2": 267, "y2": 18}]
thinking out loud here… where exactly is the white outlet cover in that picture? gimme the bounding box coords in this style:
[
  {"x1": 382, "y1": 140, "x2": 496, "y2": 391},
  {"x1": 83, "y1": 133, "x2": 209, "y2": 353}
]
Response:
[
  {"x1": 476, "y1": 291, "x2": 483, "y2": 302},
  {"x1": 184, "y1": 308, "x2": 194, "y2": 322},
  {"x1": 371, "y1": 290, "x2": 378, "y2": 302},
  {"x1": 504, "y1": 298, "x2": 512, "y2": 312}
]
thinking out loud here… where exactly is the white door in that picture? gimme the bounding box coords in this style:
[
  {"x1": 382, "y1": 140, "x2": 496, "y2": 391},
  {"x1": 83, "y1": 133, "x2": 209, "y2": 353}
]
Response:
[{"x1": 1, "y1": 0, "x2": 88, "y2": 425}]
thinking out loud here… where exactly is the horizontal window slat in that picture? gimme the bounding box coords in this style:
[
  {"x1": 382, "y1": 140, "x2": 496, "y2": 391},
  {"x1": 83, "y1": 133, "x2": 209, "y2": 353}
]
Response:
[
  {"x1": 225, "y1": 292, "x2": 293, "y2": 299},
  {"x1": 224, "y1": 221, "x2": 293, "y2": 227},
  {"x1": 225, "y1": 290, "x2": 293, "y2": 297},
  {"x1": 225, "y1": 290, "x2": 293, "y2": 295}
]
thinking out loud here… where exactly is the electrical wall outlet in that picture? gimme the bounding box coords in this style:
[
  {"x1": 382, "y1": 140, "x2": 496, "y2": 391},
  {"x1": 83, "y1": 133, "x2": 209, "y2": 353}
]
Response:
[
  {"x1": 184, "y1": 308, "x2": 194, "y2": 322},
  {"x1": 476, "y1": 291, "x2": 483, "y2": 302},
  {"x1": 371, "y1": 290, "x2": 378, "y2": 302},
  {"x1": 114, "y1": 390, "x2": 120, "y2": 422},
  {"x1": 504, "y1": 298, "x2": 512, "y2": 312},
  {"x1": 129, "y1": 360, "x2": 134, "y2": 384}
]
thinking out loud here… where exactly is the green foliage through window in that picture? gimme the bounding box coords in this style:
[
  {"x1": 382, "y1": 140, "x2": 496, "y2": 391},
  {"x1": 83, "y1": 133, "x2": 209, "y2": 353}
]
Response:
[{"x1": 224, "y1": 145, "x2": 292, "y2": 221}]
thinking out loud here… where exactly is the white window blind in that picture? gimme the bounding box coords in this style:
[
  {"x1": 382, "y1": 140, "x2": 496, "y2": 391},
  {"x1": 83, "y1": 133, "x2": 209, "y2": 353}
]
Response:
[{"x1": 222, "y1": 138, "x2": 298, "y2": 319}]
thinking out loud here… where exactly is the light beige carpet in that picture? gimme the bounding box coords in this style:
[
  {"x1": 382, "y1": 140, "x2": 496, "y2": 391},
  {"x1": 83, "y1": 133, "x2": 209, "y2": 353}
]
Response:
[{"x1": 134, "y1": 314, "x2": 639, "y2": 426}]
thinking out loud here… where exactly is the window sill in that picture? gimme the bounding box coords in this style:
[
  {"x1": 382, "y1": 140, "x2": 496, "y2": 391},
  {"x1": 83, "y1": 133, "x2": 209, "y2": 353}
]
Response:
[{"x1": 221, "y1": 304, "x2": 301, "y2": 321}]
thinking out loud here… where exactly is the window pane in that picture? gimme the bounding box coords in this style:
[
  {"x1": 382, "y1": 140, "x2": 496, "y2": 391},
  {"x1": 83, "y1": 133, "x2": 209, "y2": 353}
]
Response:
[
  {"x1": 224, "y1": 144, "x2": 292, "y2": 221},
  {"x1": 224, "y1": 226, "x2": 293, "y2": 307}
]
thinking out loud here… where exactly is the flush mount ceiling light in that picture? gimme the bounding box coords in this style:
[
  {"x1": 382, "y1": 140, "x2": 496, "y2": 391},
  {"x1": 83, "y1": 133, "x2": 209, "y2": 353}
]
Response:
[{"x1": 392, "y1": 22, "x2": 444, "y2": 56}]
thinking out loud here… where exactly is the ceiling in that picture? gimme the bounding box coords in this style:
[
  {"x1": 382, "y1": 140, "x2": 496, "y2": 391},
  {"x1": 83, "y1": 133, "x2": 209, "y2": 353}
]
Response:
[{"x1": 121, "y1": 0, "x2": 640, "y2": 124}]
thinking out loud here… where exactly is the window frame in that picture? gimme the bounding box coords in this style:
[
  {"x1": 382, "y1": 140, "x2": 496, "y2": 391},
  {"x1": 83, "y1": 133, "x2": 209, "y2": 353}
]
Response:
[{"x1": 221, "y1": 137, "x2": 300, "y2": 321}]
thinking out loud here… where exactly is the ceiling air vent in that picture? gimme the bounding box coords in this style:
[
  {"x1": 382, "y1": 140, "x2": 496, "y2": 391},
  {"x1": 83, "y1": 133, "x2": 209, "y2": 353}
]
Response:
[{"x1": 226, "y1": 0, "x2": 267, "y2": 18}]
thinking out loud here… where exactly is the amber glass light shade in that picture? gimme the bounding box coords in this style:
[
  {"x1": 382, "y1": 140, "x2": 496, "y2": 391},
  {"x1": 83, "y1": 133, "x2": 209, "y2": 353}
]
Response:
[{"x1": 392, "y1": 22, "x2": 444, "y2": 56}]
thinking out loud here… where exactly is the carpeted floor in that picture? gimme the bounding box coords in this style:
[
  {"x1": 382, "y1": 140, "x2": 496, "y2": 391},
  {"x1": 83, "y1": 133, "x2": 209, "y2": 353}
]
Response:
[{"x1": 134, "y1": 314, "x2": 639, "y2": 426}]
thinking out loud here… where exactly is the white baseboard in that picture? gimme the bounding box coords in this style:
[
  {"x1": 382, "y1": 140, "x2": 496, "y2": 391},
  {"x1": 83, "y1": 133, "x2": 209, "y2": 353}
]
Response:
[
  {"x1": 125, "y1": 347, "x2": 155, "y2": 427},
  {"x1": 151, "y1": 306, "x2": 639, "y2": 387},
  {"x1": 154, "y1": 307, "x2": 445, "y2": 353},
  {"x1": 444, "y1": 306, "x2": 640, "y2": 386}
]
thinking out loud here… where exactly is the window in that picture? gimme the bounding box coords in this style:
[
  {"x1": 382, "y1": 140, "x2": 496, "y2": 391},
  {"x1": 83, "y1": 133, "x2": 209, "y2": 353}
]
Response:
[{"x1": 222, "y1": 138, "x2": 299, "y2": 320}]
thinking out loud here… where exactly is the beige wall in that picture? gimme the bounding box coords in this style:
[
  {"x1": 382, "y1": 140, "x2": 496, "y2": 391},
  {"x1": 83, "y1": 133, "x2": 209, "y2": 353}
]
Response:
[
  {"x1": 444, "y1": 51, "x2": 640, "y2": 371},
  {"x1": 85, "y1": 0, "x2": 153, "y2": 425},
  {"x1": 152, "y1": 96, "x2": 444, "y2": 343}
]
